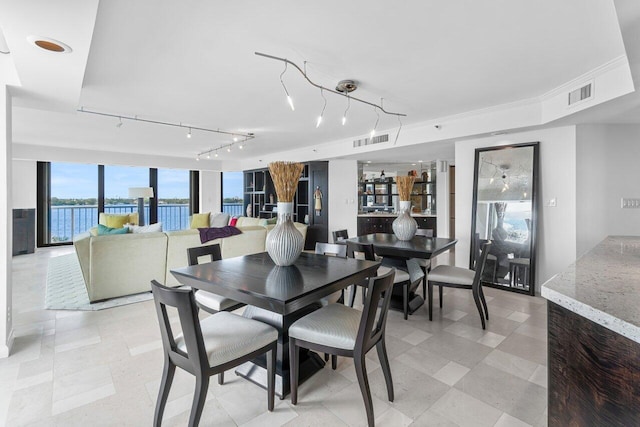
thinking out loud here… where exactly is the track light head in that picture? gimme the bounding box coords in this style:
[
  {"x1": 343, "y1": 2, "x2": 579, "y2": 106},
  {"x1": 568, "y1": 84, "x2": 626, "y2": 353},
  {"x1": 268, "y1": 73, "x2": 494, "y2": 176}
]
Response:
[{"x1": 187, "y1": 128, "x2": 192, "y2": 138}]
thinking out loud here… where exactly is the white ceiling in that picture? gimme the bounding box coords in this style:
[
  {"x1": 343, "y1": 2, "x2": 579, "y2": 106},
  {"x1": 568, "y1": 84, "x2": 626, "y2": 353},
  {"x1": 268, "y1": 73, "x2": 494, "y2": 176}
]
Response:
[{"x1": 1, "y1": 0, "x2": 639, "y2": 168}]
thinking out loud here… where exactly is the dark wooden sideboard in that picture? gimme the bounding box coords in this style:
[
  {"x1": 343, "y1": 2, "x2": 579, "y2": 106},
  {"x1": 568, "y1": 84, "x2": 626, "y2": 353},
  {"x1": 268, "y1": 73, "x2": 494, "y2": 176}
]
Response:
[{"x1": 357, "y1": 215, "x2": 436, "y2": 236}]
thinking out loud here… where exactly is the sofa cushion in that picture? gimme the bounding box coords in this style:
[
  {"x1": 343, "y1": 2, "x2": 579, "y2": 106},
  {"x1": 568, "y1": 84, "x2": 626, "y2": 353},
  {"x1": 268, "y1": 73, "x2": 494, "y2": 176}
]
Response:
[
  {"x1": 97, "y1": 224, "x2": 128, "y2": 235},
  {"x1": 210, "y1": 212, "x2": 231, "y2": 228},
  {"x1": 126, "y1": 222, "x2": 163, "y2": 233},
  {"x1": 235, "y1": 216, "x2": 261, "y2": 227},
  {"x1": 99, "y1": 212, "x2": 139, "y2": 227},
  {"x1": 190, "y1": 213, "x2": 210, "y2": 229}
]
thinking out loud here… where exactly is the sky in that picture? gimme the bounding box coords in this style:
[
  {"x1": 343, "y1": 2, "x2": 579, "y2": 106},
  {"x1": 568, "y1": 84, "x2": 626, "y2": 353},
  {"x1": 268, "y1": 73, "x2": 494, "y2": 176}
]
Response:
[{"x1": 50, "y1": 163, "x2": 245, "y2": 200}]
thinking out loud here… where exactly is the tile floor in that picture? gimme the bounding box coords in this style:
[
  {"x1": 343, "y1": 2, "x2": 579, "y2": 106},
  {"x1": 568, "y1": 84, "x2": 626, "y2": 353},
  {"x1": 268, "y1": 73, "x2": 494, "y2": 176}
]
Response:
[{"x1": 1, "y1": 247, "x2": 548, "y2": 426}]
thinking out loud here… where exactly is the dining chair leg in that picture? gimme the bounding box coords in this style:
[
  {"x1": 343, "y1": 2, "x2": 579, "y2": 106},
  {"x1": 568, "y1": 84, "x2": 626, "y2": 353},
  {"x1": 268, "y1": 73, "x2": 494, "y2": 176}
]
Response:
[
  {"x1": 376, "y1": 339, "x2": 394, "y2": 402},
  {"x1": 439, "y1": 285, "x2": 443, "y2": 308},
  {"x1": 403, "y1": 283, "x2": 409, "y2": 320},
  {"x1": 479, "y1": 286, "x2": 489, "y2": 320},
  {"x1": 472, "y1": 287, "x2": 486, "y2": 330},
  {"x1": 428, "y1": 282, "x2": 434, "y2": 321},
  {"x1": 267, "y1": 347, "x2": 275, "y2": 412},
  {"x1": 218, "y1": 372, "x2": 224, "y2": 385},
  {"x1": 324, "y1": 353, "x2": 329, "y2": 361},
  {"x1": 289, "y1": 339, "x2": 299, "y2": 405},
  {"x1": 422, "y1": 273, "x2": 427, "y2": 300},
  {"x1": 348, "y1": 285, "x2": 356, "y2": 308},
  {"x1": 331, "y1": 354, "x2": 338, "y2": 370},
  {"x1": 154, "y1": 359, "x2": 176, "y2": 427},
  {"x1": 354, "y1": 355, "x2": 375, "y2": 427},
  {"x1": 188, "y1": 375, "x2": 209, "y2": 427}
]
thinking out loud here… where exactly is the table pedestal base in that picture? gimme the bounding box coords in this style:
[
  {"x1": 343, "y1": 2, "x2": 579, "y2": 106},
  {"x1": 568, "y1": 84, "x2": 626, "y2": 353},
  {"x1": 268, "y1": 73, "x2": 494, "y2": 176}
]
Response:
[
  {"x1": 389, "y1": 292, "x2": 424, "y2": 315},
  {"x1": 236, "y1": 304, "x2": 325, "y2": 398}
]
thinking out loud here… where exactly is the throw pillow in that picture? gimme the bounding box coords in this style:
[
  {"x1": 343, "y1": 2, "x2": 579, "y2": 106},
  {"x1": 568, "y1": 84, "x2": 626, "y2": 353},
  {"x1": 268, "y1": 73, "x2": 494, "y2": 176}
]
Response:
[
  {"x1": 104, "y1": 214, "x2": 132, "y2": 229},
  {"x1": 97, "y1": 224, "x2": 129, "y2": 235},
  {"x1": 190, "y1": 213, "x2": 210, "y2": 229},
  {"x1": 210, "y1": 212, "x2": 231, "y2": 228},
  {"x1": 266, "y1": 217, "x2": 278, "y2": 225},
  {"x1": 126, "y1": 222, "x2": 163, "y2": 234},
  {"x1": 229, "y1": 217, "x2": 238, "y2": 226}
]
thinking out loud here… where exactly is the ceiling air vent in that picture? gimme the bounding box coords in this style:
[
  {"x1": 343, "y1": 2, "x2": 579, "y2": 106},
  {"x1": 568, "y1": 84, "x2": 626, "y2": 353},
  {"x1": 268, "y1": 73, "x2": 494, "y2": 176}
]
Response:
[
  {"x1": 568, "y1": 83, "x2": 592, "y2": 106},
  {"x1": 353, "y1": 134, "x2": 389, "y2": 148}
]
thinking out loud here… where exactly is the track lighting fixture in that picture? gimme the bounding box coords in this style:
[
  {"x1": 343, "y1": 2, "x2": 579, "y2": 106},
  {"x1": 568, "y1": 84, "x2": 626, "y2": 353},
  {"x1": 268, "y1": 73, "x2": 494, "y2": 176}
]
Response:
[
  {"x1": 116, "y1": 117, "x2": 123, "y2": 128},
  {"x1": 238, "y1": 143, "x2": 244, "y2": 149},
  {"x1": 196, "y1": 155, "x2": 200, "y2": 161},
  {"x1": 77, "y1": 107, "x2": 255, "y2": 141},
  {"x1": 227, "y1": 146, "x2": 231, "y2": 152},
  {"x1": 316, "y1": 89, "x2": 327, "y2": 128},
  {"x1": 206, "y1": 152, "x2": 210, "y2": 159},
  {"x1": 233, "y1": 135, "x2": 238, "y2": 142},
  {"x1": 280, "y1": 62, "x2": 295, "y2": 111},
  {"x1": 342, "y1": 95, "x2": 350, "y2": 126},
  {"x1": 370, "y1": 107, "x2": 380, "y2": 138}
]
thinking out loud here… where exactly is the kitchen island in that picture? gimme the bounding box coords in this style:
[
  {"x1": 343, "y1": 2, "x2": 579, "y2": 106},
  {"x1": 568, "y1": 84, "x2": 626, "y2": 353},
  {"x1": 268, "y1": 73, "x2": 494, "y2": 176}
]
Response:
[{"x1": 541, "y1": 236, "x2": 640, "y2": 426}]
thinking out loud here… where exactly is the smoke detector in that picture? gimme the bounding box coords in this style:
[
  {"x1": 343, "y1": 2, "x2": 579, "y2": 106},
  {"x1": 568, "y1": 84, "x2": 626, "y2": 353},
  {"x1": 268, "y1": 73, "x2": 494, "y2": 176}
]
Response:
[{"x1": 335, "y1": 80, "x2": 358, "y2": 93}]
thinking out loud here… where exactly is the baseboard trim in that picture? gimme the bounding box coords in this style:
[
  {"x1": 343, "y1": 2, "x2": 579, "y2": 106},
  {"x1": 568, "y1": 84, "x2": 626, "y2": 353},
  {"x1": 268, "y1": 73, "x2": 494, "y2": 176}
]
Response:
[{"x1": 0, "y1": 328, "x2": 14, "y2": 358}]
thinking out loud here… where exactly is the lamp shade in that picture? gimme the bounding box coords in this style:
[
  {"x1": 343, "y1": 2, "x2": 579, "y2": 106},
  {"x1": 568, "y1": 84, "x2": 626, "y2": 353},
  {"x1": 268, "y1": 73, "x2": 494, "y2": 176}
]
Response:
[{"x1": 128, "y1": 187, "x2": 154, "y2": 198}]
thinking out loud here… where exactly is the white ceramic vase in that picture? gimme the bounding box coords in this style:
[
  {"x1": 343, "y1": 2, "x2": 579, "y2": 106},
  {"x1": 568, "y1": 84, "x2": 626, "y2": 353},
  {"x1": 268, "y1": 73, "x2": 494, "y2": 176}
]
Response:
[
  {"x1": 392, "y1": 201, "x2": 417, "y2": 241},
  {"x1": 266, "y1": 202, "x2": 304, "y2": 266}
]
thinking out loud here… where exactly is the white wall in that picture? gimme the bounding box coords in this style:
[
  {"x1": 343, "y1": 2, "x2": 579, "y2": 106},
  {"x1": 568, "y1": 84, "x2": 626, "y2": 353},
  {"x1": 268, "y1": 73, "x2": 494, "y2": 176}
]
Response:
[
  {"x1": 328, "y1": 160, "x2": 359, "y2": 240},
  {"x1": 1, "y1": 86, "x2": 13, "y2": 357},
  {"x1": 436, "y1": 160, "x2": 450, "y2": 238},
  {"x1": 200, "y1": 171, "x2": 222, "y2": 213},
  {"x1": 455, "y1": 126, "x2": 577, "y2": 293},
  {"x1": 576, "y1": 124, "x2": 640, "y2": 256},
  {"x1": 12, "y1": 160, "x2": 36, "y2": 209}
]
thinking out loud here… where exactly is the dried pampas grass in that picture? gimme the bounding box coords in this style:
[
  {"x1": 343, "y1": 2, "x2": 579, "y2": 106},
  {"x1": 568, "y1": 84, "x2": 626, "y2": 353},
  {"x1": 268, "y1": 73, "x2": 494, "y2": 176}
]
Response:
[
  {"x1": 396, "y1": 175, "x2": 415, "y2": 201},
  {"x1": 268, "y1": 161, "x2": 304, "y2": 202}
]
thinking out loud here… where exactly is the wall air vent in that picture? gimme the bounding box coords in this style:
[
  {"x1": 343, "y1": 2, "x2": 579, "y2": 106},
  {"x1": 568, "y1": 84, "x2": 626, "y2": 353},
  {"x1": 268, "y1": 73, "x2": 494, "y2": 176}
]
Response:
[
  {"x1": 353, "y1": 134, "x2": 389, "y2": 148},
  {"x1": 568, "y1": 83, "x2": 592, "y2": 106}
]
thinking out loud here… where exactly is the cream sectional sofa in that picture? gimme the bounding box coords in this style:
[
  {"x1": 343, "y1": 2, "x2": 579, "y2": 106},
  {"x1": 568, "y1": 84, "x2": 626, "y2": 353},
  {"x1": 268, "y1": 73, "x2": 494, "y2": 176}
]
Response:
[{"x1": 74, "y1": 222, "x2": 307, "y2": 302}]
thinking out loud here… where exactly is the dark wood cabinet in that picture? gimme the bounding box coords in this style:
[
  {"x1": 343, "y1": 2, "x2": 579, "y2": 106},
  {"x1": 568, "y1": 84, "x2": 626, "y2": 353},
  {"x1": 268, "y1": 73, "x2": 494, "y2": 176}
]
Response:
[
  {"x1": 243, "y1": 162, "x2": 328, "y2": 250},
  {"x1": 357, "y1": 215, "x2": 436, "y2": 236}
]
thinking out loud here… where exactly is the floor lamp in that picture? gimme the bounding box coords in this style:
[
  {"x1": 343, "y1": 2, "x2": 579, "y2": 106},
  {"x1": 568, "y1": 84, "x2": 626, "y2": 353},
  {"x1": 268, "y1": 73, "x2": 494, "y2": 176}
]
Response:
[{"x1": 128, "y1": 187, "x2": 154, "y2": 226}]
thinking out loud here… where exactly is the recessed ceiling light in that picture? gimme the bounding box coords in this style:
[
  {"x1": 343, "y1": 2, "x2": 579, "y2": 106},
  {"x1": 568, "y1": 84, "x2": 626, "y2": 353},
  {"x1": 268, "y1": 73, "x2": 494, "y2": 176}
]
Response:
[
  {"x1": 27, "y1": 35, "x2": 72, "y2": 53},
  {"x1": 366, "y1": 160, "x2": 372, "y2": 163}
]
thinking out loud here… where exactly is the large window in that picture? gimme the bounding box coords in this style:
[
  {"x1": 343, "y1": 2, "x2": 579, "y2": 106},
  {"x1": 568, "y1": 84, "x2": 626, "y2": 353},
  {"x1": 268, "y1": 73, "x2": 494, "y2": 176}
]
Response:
[
  {"x1": 48, "y1": 162, "x2": 99, "y2": 243},
  {"x1": 37, "y1": 162, "x2": 199, "y2": 246},
  {"x1": 221, "y1": 171, "x2": 243, "y2": 216},
  {"x1": 157, "y1": 169, "x2": 190, "y2": 231}
]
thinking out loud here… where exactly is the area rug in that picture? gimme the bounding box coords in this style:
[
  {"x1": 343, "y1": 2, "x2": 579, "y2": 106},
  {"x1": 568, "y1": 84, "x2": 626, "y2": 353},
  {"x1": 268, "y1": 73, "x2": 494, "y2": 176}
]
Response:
[{"x1": 45, "y1": 254, "x2": 153, "y2": 311}]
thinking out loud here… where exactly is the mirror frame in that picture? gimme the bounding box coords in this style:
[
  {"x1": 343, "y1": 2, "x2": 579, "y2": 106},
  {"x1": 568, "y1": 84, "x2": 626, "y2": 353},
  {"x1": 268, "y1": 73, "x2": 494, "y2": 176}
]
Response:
[{"x1": 469, "y1": 142, "x2": 539, "y2": 296}]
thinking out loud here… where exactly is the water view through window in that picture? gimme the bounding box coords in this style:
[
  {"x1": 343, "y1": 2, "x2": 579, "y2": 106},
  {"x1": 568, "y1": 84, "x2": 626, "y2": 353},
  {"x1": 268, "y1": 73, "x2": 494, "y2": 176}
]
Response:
[
  {"x1": 157, "y1": 169, "x2": 190, "y2": 230},
  {"x1": 222, "y1": 171, "x2": 244, "y2": 217}
]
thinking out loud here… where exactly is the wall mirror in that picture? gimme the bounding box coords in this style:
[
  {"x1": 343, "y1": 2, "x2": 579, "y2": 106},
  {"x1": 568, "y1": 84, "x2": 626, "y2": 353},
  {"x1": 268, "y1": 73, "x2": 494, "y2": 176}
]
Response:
[{"x1": 470, "y1": 142, "x2": 538, "y2": 295}]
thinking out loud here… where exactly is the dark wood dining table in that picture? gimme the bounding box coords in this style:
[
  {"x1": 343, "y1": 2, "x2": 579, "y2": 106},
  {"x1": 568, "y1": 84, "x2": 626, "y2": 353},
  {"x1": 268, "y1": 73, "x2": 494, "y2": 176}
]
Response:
[
  {"x1": 346, "y1": 233, "x2": 458, "y2": 314},
  {"x1": 171, "y1": 251, "x2": 380, "y2": 398}
]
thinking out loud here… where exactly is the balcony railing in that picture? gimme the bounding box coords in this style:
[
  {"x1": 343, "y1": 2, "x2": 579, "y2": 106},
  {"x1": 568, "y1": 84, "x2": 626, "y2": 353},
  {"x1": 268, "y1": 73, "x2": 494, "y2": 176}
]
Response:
[{"x1": 50, "y1": 202, "x2": 245, "y2": 242}]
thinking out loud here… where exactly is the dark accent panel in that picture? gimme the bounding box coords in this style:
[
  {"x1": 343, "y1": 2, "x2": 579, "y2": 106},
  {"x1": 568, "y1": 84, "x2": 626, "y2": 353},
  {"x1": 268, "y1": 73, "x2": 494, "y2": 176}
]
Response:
[
  {"x1": 357, "y1": 216, "x2": 437, "y2": 236},
  {"x1": 149, "y1": 168, "x2": 158, "y2": 224},
  {"x1": 190, "y1": 170, "x2": 199, "y2": 215},
  {"x1": 98, "y1": 165, "x2": 105, "y2": 213},
  {"x1": 36, "y1": 161, "x2": 50, "y2": 247},
  {"x1": 13, "y1": 209, "x2": 35, "y2": 255},
  {"x1": 548, "y1": 301, "x2": 640, "y2": 427},
  {"x1": 305, "y1": 161, "x2": 329, "y2": 250}
]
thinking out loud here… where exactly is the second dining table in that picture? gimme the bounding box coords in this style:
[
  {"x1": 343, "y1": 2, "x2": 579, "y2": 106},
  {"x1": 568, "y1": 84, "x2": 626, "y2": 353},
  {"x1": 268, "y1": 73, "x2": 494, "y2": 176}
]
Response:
[
  {"x1": 346, "y1": 233, "x2": 458, "y2": 314},
  {"x1": 171, "y1": 251, "x2": 380, "y2": 398}
]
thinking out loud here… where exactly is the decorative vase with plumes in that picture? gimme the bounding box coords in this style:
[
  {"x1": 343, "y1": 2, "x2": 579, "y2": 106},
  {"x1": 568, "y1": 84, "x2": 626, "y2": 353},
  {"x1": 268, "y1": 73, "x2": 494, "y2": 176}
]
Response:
[
  {"x1": 392, "y1": 201, "x2": 417, "y2": 241},
  {"x1": 266, "y1": 202, "x2": 304, "y2": 266}
]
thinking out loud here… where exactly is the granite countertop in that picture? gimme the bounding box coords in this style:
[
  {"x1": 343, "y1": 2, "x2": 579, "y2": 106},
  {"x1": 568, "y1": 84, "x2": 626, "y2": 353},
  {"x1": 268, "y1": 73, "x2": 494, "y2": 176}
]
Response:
[
  {"x1": 541, "y1": 236, "x2": 640, "y2": 343},
  {"x1": 358, "y1": 213, "x2": 437, "y2": 218}
]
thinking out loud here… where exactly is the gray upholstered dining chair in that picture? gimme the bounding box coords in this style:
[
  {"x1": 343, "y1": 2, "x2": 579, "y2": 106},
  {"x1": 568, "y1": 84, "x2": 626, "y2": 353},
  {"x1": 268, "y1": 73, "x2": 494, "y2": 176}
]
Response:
[
  {"x1": 346, "y1": 241, "x2": 422, "y2": 319},
  {"x1": 415, "y1": 228, "x2": 434, "y2": 299},
  {"x1": 187, "y1": 244, "x2": 245, "y2": 314},
  {"x1": 150, "y1": 280, "x2": 277, "y2": 427},
  {"x1": 427, "y1": 242, "x2": 492, "y2": 329},
  {"x1": 288, "y1": 269, "x2": 396, "y2": 427}
]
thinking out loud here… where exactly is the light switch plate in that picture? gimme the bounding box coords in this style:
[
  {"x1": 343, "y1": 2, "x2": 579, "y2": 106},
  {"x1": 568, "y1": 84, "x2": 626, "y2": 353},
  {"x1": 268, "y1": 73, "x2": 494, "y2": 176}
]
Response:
[{"x1": 621, "y1": 198, "x2": 640, "y2": 208}]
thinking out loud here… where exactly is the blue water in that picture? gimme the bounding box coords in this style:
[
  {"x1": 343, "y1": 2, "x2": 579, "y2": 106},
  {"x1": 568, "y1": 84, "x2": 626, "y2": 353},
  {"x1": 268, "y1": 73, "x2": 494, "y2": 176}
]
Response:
[{"x1": 51, "y1": 204, "x2": 244, "y2": 242}]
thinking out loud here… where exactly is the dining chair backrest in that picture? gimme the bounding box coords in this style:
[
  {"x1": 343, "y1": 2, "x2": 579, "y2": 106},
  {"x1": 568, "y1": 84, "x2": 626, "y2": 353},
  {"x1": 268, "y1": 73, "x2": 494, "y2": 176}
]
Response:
[
  {"x1": 356, "y1": 268, "x2": 395, "y2": 356},
  {"x1": 150, "y1": 280, "x2": 208, "y2": 374},
  {"x1": 332, "y1": 229, "x2": 349, "y2": 243},
  {"x1": 473, "y1": 242, "x2": 493, "y2": 289},
  {"x1": 315, "y1": 242, "x2": 347, "y2": 258},
  {"x1": 187, "y1": 244, "x2": 222, "y2": 266},
  {"x1": 346, "y1": 241, "x2": 376, "y2": 261},
  {"x1": 415, "y1": 228, "x2": 434, "y2": 238}
]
